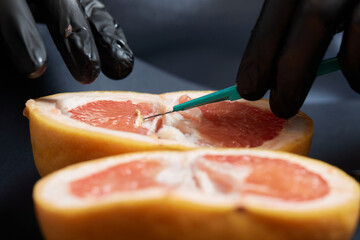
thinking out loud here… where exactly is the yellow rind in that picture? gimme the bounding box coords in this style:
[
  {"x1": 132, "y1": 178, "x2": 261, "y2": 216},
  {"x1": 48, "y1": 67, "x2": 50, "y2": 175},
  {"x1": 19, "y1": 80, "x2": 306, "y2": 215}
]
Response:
[
  {"x1": 33, "y1": 150, "x2": 360, "y2": 240},
  {"x1": 34, "y1": 198, "x2": 359, "y2": 240},
  {"x1": 277, "y1": 111, "x2": 313, "y2": 155}
]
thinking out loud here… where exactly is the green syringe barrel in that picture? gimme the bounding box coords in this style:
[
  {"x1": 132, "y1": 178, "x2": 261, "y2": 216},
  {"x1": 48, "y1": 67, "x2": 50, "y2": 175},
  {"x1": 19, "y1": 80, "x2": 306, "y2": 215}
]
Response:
[
  {"x1": 173, "y1": 85, "x2": 240, "y2": 111},
  {"x1": 173, "y1": 57, "x2": 340, "y2": 112}
]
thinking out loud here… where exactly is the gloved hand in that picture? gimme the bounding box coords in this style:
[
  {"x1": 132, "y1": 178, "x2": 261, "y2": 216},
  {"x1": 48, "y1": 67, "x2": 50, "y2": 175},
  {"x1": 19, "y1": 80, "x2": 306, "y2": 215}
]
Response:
[
  {"x1": 236, "y1": 0, "x2": 360, "y2": 119},
  {"x1": 0, "y1": 0, "x2": 133, "y2": 83}
]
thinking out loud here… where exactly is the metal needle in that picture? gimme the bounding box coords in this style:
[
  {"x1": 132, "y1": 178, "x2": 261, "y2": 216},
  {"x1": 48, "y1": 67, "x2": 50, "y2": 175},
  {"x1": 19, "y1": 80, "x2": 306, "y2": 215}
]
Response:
[{"x1": 144, "y1": 110, "x2": 175, "y2": 120}]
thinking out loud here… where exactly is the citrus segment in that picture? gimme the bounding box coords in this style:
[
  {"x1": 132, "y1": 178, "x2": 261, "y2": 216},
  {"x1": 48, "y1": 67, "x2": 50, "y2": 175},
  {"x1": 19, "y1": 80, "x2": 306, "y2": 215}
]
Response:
[
  {"x1": 197, "y1": 101, "x2": 286, "y2": 147},
  {"x1": 70, "y1": 160, "x2": 163, "y2": 198},
  {"x1": 24, "y1": 91, "x2": 313, "y2": 176},
  {"x1": 202, "y1": 155, "x2": 329, "y2": 201},
  {"x1": 68, "y1": 100, "x2": 154, "y2": 134},
  {"x1": 33, "y1": 149, "x2": 360, "y2": 240}
]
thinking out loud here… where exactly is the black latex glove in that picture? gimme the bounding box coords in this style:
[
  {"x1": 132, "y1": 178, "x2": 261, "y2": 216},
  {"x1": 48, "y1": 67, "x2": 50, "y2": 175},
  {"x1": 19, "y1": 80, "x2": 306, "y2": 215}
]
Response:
[
  {"x1": 236, "y1": 0, "x2": 360, "y2": 119},
  {"x1": 0, "y1": 0, "x2": 133, "y2": 83}
]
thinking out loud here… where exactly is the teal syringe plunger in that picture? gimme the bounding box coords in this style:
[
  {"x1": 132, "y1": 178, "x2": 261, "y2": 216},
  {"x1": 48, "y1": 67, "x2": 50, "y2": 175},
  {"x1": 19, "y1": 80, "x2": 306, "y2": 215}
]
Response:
[{"x1": 144, "y1": 57, "x2": 340, "y2": 120}]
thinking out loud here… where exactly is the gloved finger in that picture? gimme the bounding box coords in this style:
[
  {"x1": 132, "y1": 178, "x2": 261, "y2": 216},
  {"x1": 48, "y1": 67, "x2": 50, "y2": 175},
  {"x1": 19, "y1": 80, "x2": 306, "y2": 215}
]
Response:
[
  {"x1": 236, "y1": 0, "x2": 299, "y2": 100},
  {"x1": 0, "y1": 0, "x2": 47, "y2": 78},
  {"x1": 270, "y1": 0, "x2": 355, "y2": 119},
  {"x1": 38, "y1": 0, "x2": 100, "y2": 83},
  {"x1": 79, "y1": 0, "x2": 134, "y2": 79},
  {"x1": 338, "y1": 1, "x2": 360, "y2": 94}
]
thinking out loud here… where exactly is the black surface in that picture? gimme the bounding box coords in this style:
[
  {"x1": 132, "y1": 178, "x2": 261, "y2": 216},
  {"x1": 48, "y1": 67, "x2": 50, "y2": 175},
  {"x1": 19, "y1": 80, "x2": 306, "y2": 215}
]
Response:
[{"x1": 1, "y1": 1, "x2": 359, "y2": 239}]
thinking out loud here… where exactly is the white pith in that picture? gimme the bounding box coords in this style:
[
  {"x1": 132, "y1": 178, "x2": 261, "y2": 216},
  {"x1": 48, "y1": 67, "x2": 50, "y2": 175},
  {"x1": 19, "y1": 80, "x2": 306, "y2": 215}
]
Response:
[
  {"x1": 38, "y1": 149, "x2": 357, "y2": 212},
  {"x1": 26, "y1": 91, "x2": 310, "y2": 148}
]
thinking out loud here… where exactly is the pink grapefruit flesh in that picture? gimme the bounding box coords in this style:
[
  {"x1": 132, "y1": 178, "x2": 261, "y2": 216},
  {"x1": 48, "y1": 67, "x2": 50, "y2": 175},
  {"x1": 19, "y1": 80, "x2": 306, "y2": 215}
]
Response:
[
  {"x1": 70, "y1": 160, "x2": 163, "y2": 198},
  {"x1": 67, "y1": 153, "x2": 329, "y2": 202},
  {"x1": 202, "y1": 155, "x2": 329, "y2": 201},
  {"x1": 197, "y1": 101, "x2": 286, "y2": 147},
  {"x1": 68, "y1": 95, "x2": 286, "y2": 148},
  {"x1": 69, "y1": 100, "x2": 155, "y2": 135}
]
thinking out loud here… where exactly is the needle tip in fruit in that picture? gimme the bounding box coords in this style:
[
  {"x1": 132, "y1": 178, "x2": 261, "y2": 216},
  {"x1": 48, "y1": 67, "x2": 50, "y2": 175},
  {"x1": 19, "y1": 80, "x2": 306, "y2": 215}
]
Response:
[{"x1": 134, "y1": 110, "x2": 144, "y2": 127}]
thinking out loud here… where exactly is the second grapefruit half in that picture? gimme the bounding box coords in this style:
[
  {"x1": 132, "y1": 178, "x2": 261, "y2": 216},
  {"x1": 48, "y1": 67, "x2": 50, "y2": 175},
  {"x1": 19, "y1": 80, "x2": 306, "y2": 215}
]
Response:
[{"x1": 33, "y1": 149, "x2": 359, "y2": 240}]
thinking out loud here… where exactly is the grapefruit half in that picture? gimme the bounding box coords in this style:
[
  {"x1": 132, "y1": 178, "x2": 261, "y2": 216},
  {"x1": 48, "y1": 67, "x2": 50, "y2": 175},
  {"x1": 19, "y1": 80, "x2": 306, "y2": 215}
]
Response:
[
  {"x1": 24, "y1": 91, "x2": 313, "y2": 176},
  {"x1": 33, "y1": 149, "x2": 359, "y2": 240}
]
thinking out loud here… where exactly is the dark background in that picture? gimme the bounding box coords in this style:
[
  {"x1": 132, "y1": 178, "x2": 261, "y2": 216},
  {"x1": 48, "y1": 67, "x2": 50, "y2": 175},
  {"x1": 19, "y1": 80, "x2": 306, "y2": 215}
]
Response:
[{"x1": 1, "y1": 0, "x2": 359, "y2": 239}]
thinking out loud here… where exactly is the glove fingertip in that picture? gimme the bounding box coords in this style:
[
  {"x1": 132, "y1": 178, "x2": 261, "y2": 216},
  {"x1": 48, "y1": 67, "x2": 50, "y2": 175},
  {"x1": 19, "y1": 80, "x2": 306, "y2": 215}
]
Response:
[
  {"x1": 28, "y1": 63, "x2": 47, "y2": 79},
  {"x1": 100, "y1": 43, "x2": 134, "y2": 80},
  {"x1": 75, "y1": 62, "x2": 101, "y2": 84},
  {"x1": 26, "y1": 48, "x2": 47, "y2": 78},
  {"x1": 269, "y1": 90, "x2": 300, "y2": 119},
  {"x1": 236, "y1": 85, "x2": 267, "y2": 101},
  {"x1": 236, "y1": 59, "x2": 270, "y2": 100}
]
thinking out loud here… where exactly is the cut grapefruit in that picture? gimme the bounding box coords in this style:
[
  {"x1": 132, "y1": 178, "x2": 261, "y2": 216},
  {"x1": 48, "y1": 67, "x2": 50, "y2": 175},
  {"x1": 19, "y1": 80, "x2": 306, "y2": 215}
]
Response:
[
  {"x1": 33, "y1": 149, "x2": 360, "y2": 240},
  {"x1": 24, "y1": 91, "x2": 313, "y2": 176}
]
